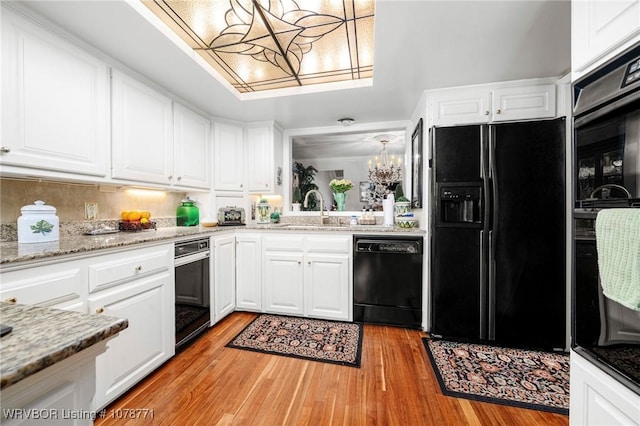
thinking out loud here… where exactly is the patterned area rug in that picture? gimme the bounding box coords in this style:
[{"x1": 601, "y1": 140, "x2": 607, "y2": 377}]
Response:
[
  {"x1": 227, "y1": 314, "x2": 363, "y2": 367},
  {"x1": 423, "y1": 339, "x2": 569, "y2": 414}
]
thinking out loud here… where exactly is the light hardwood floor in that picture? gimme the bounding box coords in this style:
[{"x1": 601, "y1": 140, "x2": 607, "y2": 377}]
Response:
[{"x1": 95, "y1": 312, "x2": 569, "y2": 425}]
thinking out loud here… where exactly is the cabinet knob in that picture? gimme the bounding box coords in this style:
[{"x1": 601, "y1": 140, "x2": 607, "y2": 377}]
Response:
[
  {"x1": 168, "y1": 175, "x2": 173, "y2": 180},
  {"x1": 0, "y1": 146, "x2": 10, "y2": 153},
  {"x1": 297, "y1": 261, "x2": 301, "y2": 265},
  {"x1": 496, "y1": 109, "x2": 501, "y2": 114},
  {"x1": 177, "y1": 176, "x2": 182, "y2": 181},
  {"x1": 307, "y1": 261, "x2": 311, "y2": 265},
  {"x1": 240, "y1": 184, "x2": 243, "y2": 188},
  {"x1": 135, "y1": 265, "x2": 142, "y2": 272},
  {"x1": 5, "y1": 297, "x2": 17, "y2": 304},
  {"x1": 96, "y1": 307, "x2": 105, "y2": 314},
  {"x1": 484, "y1": 111, "x2": 490, "y2": 116}
]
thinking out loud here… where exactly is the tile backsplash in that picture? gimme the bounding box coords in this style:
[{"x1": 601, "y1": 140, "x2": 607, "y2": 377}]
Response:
[{"x1": 1, "y1": 178, "x2": 186, "y2": 224}]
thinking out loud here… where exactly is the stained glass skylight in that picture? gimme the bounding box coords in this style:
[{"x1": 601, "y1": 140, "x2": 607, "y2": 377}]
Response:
[{"x1": 141, "y1": 0, "x2": 375, "y2": 95}]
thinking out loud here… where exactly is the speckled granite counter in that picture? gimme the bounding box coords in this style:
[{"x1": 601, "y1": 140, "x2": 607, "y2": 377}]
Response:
[
  {"x1": 0, "y1": 223, "x2": 424, "y2": 266},
  {"x1": 0, "y1": 302, "x2": 128, "y2": 388}
]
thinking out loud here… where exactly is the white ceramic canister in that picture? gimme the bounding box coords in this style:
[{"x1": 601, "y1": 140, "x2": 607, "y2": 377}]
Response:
[{"x1": 17, "y1": 201, "x2": 60, "y2": 244}]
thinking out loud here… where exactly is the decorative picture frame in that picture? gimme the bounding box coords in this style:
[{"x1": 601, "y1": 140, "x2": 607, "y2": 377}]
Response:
[
  {"x1": 411, "y1": 118, "x2": 423, "y2": 208},
  {"x1": 359, "y1": 181, "x2": 372, "y2": 202}
]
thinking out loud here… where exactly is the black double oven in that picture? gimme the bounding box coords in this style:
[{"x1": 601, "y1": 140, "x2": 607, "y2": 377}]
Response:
[{"x1": 573, "y1": 42, "x2": 640, "y2": 395}]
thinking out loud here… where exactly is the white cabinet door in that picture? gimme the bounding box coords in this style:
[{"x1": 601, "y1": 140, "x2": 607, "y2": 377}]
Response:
[
  {"x1": 213, "y1": 122, "x2": 244, "y2": 191},
  {"x1": 263, "y1": 252, "x2": 304, "y2": 315},
  {"x1": 431, "y1": 87, "x2": 491, "y2": 125},
  {"x1": 570, "y1": 351, "x2": 640, "y2": 426},
  {"x1": 573, "y1": 0, "x2": 640, "y2": 73},
  {"x1": 305, "y1": 253, "x2": 350, "y2": 321},
  {"x1": 213, "y1": 234, "x2": 236, "y2": 323},
  {"x1": 173, "y1": 103, "x2": 211, "y2": 189},
  {"x1": 1, "y1": 7, "x2": 109, "y2": 177},
  {"x1": 0, "y1": 262, "x2": 87, "y2": 313},
  {"x1": 245, "y1": 122, "x2": 283, "y2": 194},
  {"x1": 90, "y1": 272, "x2": 173, "y2": 410},
  {"x1": 491, "y1": 84, "x2": 556, "y2": 122},
  {"x1": 111, "y1": 70, "x2": 173, "y2": 185},
  {"x1": 236, "y1": 234, "x2": 262, "y2": 311}
]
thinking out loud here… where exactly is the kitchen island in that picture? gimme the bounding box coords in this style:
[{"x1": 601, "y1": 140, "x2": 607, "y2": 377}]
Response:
[{"x1": 0, "y1": 302, "x2": 128, "y2": 425}]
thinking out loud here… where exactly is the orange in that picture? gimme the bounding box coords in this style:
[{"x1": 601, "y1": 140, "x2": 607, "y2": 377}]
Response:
[
  {"x1": 127, "y1": 211, "x2": 142, "y2": 221},
  {"x1": 140, "y1": 211, "x2": 151, "y2": 219},
  {"x1": 120, "y1": 210, "x2": 130, "y2": 221}
]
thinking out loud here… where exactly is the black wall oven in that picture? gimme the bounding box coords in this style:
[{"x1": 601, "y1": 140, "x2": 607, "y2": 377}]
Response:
[
  {"x1": 573, "y1": 42, "x2": 640, "y2": 396},
  {"x1": 174, "y1": 237, "x2": 210, "y2": 352}
]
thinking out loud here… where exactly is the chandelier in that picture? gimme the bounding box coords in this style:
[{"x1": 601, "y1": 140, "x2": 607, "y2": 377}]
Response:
[{"x1": 368, "y1": 139, "x2": 402, "y2": 186}]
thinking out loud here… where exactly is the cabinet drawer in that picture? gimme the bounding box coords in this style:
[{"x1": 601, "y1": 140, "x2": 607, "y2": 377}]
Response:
[
  {"x1": 89, "y1": 246, "x2": 172, "y2": 293},
  {"x1": 305, "y1": 236, "x2": 351, "y2": 254},
  {"x1": 0, "y1": 267, "x2": 85, "y2": 312},
  {"x1": 262, "y1": 235, "x2": 304, "y2": 252}
]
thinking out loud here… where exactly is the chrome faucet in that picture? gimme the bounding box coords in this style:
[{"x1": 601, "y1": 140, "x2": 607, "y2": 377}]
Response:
[{"x1": 303, "y1": 189, "x2": 329, "y2": 224}]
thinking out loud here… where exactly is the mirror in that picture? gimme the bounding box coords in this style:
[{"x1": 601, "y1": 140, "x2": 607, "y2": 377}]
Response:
[{"x1": 287, "y1": 122, "x2": 411, "y2": 213}]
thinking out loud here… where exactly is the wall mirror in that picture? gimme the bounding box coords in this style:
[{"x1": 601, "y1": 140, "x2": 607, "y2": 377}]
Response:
[{"x1": 284, "y1": 121, "x2": 411, "y2": 214}]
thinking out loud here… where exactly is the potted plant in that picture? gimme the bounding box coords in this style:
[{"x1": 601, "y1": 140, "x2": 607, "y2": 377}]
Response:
[
  {"x1": 293, "y1": 162, "x2": 319, "y2": 211},
  {"x1": 292, "y1": 186, "x2": 302, "y2": 211},
  {"x1": 329, "y1": 179, "x2": 353, "y2": 211}
]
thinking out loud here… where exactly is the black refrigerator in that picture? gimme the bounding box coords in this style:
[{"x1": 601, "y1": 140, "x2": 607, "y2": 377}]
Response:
[{"x1": 430, "y1": 118, "x2": 566, "y2": 351}]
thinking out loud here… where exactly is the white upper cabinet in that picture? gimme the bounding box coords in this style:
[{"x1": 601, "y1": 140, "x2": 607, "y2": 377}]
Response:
[
  {"x1": 572, "y1": 0, "x2": 640, "y2": 75},
  {"x1": 111, "y1": 69, "x2": 174, "y2": 186},
  {"x1": 246, "y1": 121, "x2": 283, "y2": 194},
  {"x1": 430, "y1": 82, "x2": 556, "y2": 126},
  {"x1": 173, "y1": 103, "x2": 211, "y2": 189},
  {"x1": 491, "y1": 85, "x2": 556, "y2": 122},
  {"x1": 1, "y1": 6, "x2": 109, "y2": 178},
  {"x1": 213, "y1": 121, "x2": 244, "y2": 191},
  {"x1": 431, "y1": 87, "x2": 492, "y2": 125}
]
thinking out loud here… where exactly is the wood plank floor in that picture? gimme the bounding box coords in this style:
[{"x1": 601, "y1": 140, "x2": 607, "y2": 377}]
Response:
[{"x1": 95, "y1": 312, "x2": 569, "y2": 425}]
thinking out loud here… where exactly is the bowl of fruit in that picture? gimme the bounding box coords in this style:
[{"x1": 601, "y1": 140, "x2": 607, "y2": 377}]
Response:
[{"x1": 119, "y1": 210, "x2": 156, "y2": 232}]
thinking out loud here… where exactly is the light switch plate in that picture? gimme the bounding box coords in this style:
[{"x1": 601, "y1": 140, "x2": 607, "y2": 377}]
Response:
[{"x1": 85, "y1": 202, "x2": 98, "y2": 220}]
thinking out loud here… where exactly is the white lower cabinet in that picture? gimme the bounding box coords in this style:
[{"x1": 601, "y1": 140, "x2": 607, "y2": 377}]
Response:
[
  {"x1": 87, "y1": 244, "x2": 174, "y2": 410},
  {"x1": 0, "y1": 262, "x2": 87, "y2": 313},
  {"x1": 89, "y1": 273, "x2": 173, "y2": 410},
  {"x1": 1, "y1": 343, "x2": 107, "y2": 426},
  {"x1": 305, "y1": 253, "x2": 350, "y2": 321},
  {"x1": 262, "y1": 234, "x2": 351, "y2": 321},
  {"x1": 0, "y1": 243, "x2": 174, "y2": 415},
  {"x1": 263, "y1": 251, "x2": 305, "y2": 315},
  {"x1": 570, "y1": 350, "x2": 640, "y2": 426},
  {"x1": 212, "y1": 234, "x2": 236, "y2": 324},
  {"x1": 235, "y1": 234, "x2": 262, "y2": 311}
]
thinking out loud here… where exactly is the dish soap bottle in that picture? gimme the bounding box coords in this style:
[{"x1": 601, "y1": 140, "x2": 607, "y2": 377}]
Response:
[{"x1": 177, "y1": 197, "x2": 199, "y2": 226}]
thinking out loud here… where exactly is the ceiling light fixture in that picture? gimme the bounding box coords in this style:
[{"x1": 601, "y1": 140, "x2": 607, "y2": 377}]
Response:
[
  {"x1": 141, "y1": 0, "x2": 375, "y2": 95},
  {"x1": 337, "y1": 118, "x2": 355, "y2": 126},
  {"x1": 368, "y1": 139, "x2": 402, "y2": 186}
]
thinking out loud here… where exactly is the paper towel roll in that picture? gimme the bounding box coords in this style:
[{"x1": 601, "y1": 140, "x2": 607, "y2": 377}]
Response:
[{"x1": 383, "y1": 198, "x2": 394, "y2": 226}]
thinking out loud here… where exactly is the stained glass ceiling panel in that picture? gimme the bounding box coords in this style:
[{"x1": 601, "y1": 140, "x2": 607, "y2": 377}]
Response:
[{"x1": 141, "y1": 0, "x2": 375, "y2": 94}]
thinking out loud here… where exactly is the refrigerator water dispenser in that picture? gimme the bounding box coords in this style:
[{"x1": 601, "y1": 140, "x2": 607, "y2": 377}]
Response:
[{"x1": 439, "y1": 186, "x2": 481, "y2": 224}]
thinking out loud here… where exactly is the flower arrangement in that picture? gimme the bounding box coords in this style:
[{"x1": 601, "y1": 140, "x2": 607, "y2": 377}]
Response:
[{"x1": 329, "y1": 179, "x2": 353, "y2": 193}]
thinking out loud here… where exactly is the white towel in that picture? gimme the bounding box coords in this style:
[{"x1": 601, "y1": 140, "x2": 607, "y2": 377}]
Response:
[{"x1": 595, "y1": 209, "x2": 640, "y2": 311}]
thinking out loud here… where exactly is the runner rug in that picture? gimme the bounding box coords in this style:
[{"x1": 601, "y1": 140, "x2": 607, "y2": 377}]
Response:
[
  {"x1": 423, "y1": 338, "x2": 569, "y2": 414},
  {"x1": 227, "y1": 314, "x2": 363, "y2": 368}
]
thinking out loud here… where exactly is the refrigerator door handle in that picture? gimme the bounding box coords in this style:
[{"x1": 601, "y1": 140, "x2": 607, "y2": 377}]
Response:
[
  {"x1": 488, "y1": 229, "x2": 496, "y2": 340},
  {"x1": 479, "y1": 230, "x2": 487, "y2": 339}
]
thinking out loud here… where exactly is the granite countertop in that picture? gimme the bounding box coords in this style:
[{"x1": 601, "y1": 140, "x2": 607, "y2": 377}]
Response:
[
  {"x1": 0, "y1": 302, "x2": 128, "y2": 389},
  {"x1": 0, "y1": 223, "x2": 424, "y2": 266}
]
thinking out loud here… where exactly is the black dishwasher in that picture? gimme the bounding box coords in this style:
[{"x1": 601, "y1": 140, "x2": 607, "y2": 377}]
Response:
[{"x1": 353, "y1": 235, "x2": 423, "y2": 329}]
